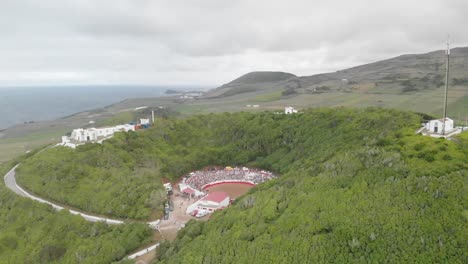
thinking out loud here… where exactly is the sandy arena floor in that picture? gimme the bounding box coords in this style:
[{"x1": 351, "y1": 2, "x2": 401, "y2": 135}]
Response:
[{"x1": 203, "y1": 182, "x2": 254, "y2": 199}]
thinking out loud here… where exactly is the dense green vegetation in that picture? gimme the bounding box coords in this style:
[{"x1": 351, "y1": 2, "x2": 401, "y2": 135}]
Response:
[
  {"x1": 151, "y1": 108, "x2": 466, "y2": 263},
  {"x1": 0, "y1": 158, "x2": 153, "y2": 263},
  {"x1": 17, "y1": 144, "x2": 166, "y2": 220},
  {"x1": 15, "y1": 108, "x2": 467, "y2": 263}
]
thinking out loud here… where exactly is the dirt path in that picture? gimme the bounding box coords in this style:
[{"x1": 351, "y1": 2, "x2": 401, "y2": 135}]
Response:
[{"x1": 158, "y1": 189, "x2": 197, "y2": 240}]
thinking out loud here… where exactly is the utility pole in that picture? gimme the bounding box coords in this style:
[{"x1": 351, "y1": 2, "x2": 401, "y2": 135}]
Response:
[
  {"x1": 465, "y1": 113, "x2": 467, "y2": 131},
  {"x1": 442, "y1": 37, "x2": 450, "y2": 135}
]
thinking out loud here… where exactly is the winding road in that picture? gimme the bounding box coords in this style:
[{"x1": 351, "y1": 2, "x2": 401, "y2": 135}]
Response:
[{"x1": 3, "y1": 164, "x2": 160, "y2": 260}]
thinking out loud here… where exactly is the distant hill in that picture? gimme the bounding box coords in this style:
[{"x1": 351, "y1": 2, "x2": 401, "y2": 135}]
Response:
[
  {"x1": 200, "y1": 47, "x2": 467, "y2": 122},
  {"x1": 228, "y1": 71, "x2": 296, "y2": 84},
  {"x1": 203, "y1": 71, "x2": 297, "y2": 98},
  {"x1": 206, "y1": 47, "x2": 468, "y2": 98},
  {"x1": 300, "y1": 47, "x2": 468, "y2": 90}
]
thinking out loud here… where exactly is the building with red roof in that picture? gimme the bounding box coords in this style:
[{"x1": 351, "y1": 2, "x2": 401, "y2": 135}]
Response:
[{"x1": 186, "y1": 192, "x2": 230, "y2": 214}]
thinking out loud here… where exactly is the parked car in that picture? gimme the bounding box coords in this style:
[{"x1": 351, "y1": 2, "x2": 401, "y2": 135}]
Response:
[
  {"x1": 164, "y1": 206, "x2": 170, "y2": 214},
  {"x1": 195, "y1": 209, "x2": 208, "y2": 218},
  {"x1": 164, "y1": 213, "x2": 169, "y2": 220}
]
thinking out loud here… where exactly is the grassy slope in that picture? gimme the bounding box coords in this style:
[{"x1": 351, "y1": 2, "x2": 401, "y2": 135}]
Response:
[
  {"x1": 15, "y1": 141, "x2": 166, "y2": 220},
  {"x1": 0, "y1": 157, "x2": 153, "y2": 263}
]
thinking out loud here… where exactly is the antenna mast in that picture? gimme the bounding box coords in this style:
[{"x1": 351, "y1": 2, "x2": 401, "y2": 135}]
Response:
[{"x1": 442, "y1": 37, "x2": 450, "y2": 135}]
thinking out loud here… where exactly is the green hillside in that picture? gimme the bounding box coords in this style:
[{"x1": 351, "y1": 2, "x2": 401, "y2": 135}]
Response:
[
  {"x1": 14, "y1": 108, "x2": 467, "y2": 263},
  {"x1": 147, "y1": 109, "x2": 465, "y2": 263},
  {"x1": 0, "y1": 158, "x2": 152, "y2": 263},
  {"x1": 204, "y1": 71, "x2": 297, "y2": 98}
]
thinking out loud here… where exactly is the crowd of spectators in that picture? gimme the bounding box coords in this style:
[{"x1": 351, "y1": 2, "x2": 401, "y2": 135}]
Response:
[{"x1": 183, "y1": 167, "x2": 276, "y2": 191}]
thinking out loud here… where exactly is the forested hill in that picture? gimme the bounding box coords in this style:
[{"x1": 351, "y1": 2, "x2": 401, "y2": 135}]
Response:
[
  {"x1": 0, "y1": 157, "x2": 152, "y2": 263},
  {"x1": 149, "y1": 109, "x2": 466, "y2": 263},
  {"x1": 13, "y1": 108, "x2": 467, "y2": 263}
]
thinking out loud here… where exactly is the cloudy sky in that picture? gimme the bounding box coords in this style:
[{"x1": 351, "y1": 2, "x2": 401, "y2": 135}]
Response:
[{"x1": 1, "y1": 0, "x2": 467, "y2": 87}]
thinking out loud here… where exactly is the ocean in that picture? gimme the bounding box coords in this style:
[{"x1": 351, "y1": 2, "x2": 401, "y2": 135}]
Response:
[{"x1": 0, "y1": 85, "x2": 201, "y2": 130}]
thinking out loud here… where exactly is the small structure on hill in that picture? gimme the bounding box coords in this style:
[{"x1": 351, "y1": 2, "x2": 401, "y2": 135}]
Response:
[
  {"x1": 186, "y1": 192, "x2": 230, "y2": 214},
  {"x1": 285, "y1": 106, "x2": 298, "y2": 114},
  {"x1": 419, "y1": 117, "x2": 463, "y2": 138},
  {"x1": 140, "y1": 118, "x2": 150, "y2": 125},
  {"x1": 419, "y1": 40, "x2": 463, "y2": 138},
  {"x1": 425, "y1": 118, "x2": 454, "y2": 134}
]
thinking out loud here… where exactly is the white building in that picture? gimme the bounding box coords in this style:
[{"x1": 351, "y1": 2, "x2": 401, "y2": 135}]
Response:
[
  {"x1": 60, "y1": 136, "x2": 78, "y2": 148},
  {"x1": 140, "y1": 118, "x2": 150, "y2": 125},
  {"x1": 71, "y1": 128, "x2": 98, "y2": 142},
  {"x1": 425, "y1": 118, "x2": 454, "y2": 134},
  {"x1": 186, "y1": 192, "x2": 230, "y2": 214},
  {"x1": 285, "y1": 106, "x2": 298, "y2": 114},
  {"x1": 67, "y1": 124, "x2": 135, "y2": 143}
]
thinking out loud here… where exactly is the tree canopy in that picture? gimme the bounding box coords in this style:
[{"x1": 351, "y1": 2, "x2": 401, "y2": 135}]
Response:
[
  {"x1": 12, "y1": 107, "x2": 468, "y2": 263},
  {"x1": 0, "y1": 159, "x2": 152, "y2": 264}
]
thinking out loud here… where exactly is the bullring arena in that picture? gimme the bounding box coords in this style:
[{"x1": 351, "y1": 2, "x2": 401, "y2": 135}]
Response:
[
  {"x1": 156, "y1": 167, "x2": 276, "y2": 236},
  {"x1": 133, "y1": 166, "x2": 277, "y2": 263}
]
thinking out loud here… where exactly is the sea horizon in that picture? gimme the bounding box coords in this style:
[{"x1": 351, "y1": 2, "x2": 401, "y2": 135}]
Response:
[{"x1": 0, "y1": 85, "x2": 208, "y2": 130}]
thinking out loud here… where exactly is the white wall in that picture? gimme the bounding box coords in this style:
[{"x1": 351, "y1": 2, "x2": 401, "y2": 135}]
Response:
[
  {"x1": 140, "y1": 118, "x2": 150, "y2": 125},
  {"x1": 426, "y1": 119, "x2": 454, "y2": 134},
  {"x1": 70, "y1": 124, "x2": 135, "y2": 143},
  {"x1": 71, "y1": 128, "x2": 98, "y2": 142}
]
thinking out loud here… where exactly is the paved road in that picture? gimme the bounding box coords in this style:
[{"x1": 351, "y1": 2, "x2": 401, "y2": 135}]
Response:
[
  {"x1": 4, "y1": 165, "x2": 125, "y2": 223},
  {"x1": 128, "y1": 244, "x2": 160, "y2": 260},
  {"x1": 4, "y1": 165, "x2": 27, "y2": 197},
  {"x1": 3, "y1": 164, "x2": 161, "y2": 259}
]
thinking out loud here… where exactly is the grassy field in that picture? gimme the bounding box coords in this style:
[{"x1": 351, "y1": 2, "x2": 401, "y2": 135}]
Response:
[
  {"x1": 254, "y1": 90, "x2": 283, "y2": 102},
  {"x1": 95, "y1": 111, "x2": 136, "y2": 126},
  {"x1": 0, "y1": 128, "x2": 68, "y2": 164},
  {"x1": 447, "y1": 94, "x2": 468, "y2": 126}
]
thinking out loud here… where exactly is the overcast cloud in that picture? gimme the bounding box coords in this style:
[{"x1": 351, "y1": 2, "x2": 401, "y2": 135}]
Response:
[{"x1": 0, "y1": 0, "x2": 467, "y2": 87}]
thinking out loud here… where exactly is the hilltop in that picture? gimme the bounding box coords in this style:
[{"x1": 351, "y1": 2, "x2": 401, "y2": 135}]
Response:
[
  {"x1": 207, "y1": 47, "x2": 468, "y2": 95},
  {"x1": 203, "y1": 71, "x2": 297, "y2": 98}
]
